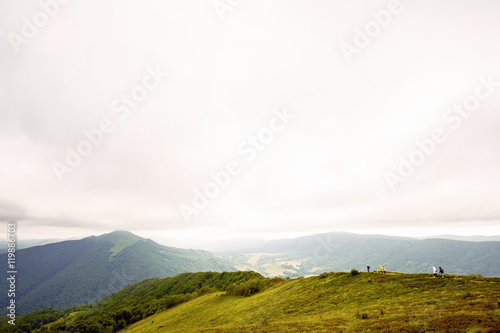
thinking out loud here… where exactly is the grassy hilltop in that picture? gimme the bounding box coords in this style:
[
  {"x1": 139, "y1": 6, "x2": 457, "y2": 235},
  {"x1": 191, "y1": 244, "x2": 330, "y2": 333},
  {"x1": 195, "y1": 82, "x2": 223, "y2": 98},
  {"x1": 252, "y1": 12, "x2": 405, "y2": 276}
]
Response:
[
  {"x1": 6, "y1": 270, "x2": 500, "y2": 332},
  {"x1": 122, "y1": 271, "x2": 500, "y2": 332}
]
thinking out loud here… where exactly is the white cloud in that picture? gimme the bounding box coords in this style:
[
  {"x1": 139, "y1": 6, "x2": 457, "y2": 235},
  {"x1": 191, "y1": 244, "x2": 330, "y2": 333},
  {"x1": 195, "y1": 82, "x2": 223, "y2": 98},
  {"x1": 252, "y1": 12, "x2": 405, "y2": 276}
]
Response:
[{"x1": 1, "y1": 0, "x2": 499, "y2": 242}]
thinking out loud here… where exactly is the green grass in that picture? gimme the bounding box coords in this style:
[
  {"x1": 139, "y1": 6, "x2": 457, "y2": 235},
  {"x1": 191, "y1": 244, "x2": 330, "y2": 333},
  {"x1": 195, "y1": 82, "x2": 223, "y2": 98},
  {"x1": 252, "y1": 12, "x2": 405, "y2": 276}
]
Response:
[
  {"x1": 99, "y1": 230, "x2": 141, "y2": 260},
  {"x1": 108, "y1": 238, "x2": 140, "y2": 260},
  {"x1": 122, "y1": 272, "x2": 500, "y2": 332},
  {"x1": 10, "y1": 271, "x2": 499, "y2": 332}
]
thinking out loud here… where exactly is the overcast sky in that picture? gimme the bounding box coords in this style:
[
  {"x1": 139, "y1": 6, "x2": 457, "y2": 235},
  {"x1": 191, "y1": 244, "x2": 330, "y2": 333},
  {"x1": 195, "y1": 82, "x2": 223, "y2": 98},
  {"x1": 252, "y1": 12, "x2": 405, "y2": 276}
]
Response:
[{"x1": 1, "y1": 0, "x2": 499, "y2": 245}]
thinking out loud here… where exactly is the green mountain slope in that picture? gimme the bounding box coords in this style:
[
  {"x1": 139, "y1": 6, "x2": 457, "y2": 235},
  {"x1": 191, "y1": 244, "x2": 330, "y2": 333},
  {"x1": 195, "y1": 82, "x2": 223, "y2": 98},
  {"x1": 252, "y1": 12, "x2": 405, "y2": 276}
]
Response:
[
  {"x1": 0, "y1": 271, "x2": 263, "y2": 333},
  {"x1": 0, "y1": 231, "x2": 236, "y2": 315},
  {"x1": 8, "y1": 271, "x2": 500, "y2": 332},
  {"x1": 219, "y1": 232, "x2": 500, "y2": 277},
  {"x1": 122, "y1": 272, "x2": 500, "y2": 332}
]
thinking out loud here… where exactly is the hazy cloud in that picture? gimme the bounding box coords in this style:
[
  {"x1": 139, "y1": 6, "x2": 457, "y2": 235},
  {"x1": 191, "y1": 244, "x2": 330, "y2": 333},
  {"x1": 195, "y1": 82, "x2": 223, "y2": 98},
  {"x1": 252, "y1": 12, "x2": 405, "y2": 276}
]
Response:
[{"x1": 1, "y1": 0, "x2": 499, "y2": 241}]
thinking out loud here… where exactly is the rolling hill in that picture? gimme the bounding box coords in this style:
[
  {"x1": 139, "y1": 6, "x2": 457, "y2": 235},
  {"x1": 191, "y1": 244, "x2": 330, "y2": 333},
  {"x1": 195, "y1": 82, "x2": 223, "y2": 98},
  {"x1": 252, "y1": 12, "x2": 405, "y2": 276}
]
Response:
[
  {"x1": 0, "y1": 230, "x2": 236, "y2": 315},
  {"x1": 215, "y1": 232, "x2": 500, "y2": 278},
  {"x1": 4, "y1": 270, "x2": 500, "y2": 332}
]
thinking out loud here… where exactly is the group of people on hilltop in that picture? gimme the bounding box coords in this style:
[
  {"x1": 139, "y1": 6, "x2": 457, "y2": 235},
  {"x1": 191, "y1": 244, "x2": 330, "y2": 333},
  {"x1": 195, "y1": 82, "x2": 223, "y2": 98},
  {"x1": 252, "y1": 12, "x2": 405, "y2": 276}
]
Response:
[
  {"x1": 366, "y1": 264, "x2": 385, "y2": 274},
  {"x1": 365, "y1": 264, "x2": 445, "y2": 277},
  {"x1": 433, "y1": 266, "x2": 445, "y2": 278}
]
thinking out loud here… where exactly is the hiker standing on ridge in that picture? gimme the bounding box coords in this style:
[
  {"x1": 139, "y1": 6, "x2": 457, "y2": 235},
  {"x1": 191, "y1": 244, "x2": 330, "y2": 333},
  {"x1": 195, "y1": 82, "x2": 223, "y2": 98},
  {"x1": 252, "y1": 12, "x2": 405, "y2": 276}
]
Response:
[
  {"x1": 380, "y1": 266, "x2": 384, "y2": 274},
  {"x1": 439, "y1": 266, "x2": 444, "y2": 278},
  {"x1": 367, "y1": 265, "x2": 370, "y2": 272},
  {"x1": 433, "y1": 266, "x2": 438, "y2": 277}
]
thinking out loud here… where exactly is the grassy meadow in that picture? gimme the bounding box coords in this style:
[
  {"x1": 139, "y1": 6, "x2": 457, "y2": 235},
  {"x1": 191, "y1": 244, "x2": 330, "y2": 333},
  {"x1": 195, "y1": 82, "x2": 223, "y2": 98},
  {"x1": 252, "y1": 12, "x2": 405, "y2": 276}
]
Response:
[{"x1": 122, "y1": 271, "x2": 500, "y2": 332}]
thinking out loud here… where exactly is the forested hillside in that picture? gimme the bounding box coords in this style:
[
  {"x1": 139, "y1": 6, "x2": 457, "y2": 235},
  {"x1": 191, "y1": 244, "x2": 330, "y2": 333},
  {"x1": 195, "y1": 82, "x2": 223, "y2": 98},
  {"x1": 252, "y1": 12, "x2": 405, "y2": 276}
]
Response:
[{"x1": 0, "y1": 231, "x2": 236, "y2": 315}]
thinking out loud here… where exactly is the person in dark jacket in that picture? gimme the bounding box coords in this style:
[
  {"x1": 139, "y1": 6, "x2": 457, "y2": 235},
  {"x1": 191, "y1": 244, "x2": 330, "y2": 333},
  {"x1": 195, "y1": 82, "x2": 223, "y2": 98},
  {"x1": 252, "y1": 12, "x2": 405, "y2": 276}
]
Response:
[
  {"x1": 367, "y1": 264, "x2": 370, "y2": 272},
  {"x1": 439, "y1": 266, "x2": 444, "y2": 278}
]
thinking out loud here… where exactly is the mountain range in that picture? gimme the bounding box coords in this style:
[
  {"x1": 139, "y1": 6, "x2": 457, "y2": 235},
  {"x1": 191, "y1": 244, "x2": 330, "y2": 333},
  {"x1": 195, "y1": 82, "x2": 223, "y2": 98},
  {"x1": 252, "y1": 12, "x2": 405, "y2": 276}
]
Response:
[
  {"x1": 214, "y1": 232, "x2": 500, "y2": 278},
  {"x1": 3, "y1": 229, "x2": 500, "y2": 316},
  {"x1": 0, "y1": 230, "x2": 235, "y2": 315}
]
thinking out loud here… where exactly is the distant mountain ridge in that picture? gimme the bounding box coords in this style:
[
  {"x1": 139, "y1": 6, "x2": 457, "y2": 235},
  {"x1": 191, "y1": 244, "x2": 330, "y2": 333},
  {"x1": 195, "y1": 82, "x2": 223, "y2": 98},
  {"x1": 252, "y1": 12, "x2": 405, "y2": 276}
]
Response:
[
  {"x1": 216, "y1": 232, "x2": 500, "y2": 278},
  {"x1": 418, "y1": 234, "x2": 500, "y2": 242},
  {"x1": 173, "y1": 233, "x2": 500, "y2": 254},
  {"x1": 0, "y1": 230, "x2": 236, "y2": 315}
]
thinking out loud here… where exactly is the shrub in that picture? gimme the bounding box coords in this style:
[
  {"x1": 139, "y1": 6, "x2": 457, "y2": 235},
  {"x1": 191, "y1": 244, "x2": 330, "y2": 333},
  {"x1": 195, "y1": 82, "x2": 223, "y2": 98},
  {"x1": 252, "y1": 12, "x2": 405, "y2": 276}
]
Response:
[
  {"x1": 225, "y1": 278, "x2": 265, "y2": 297},
  {"x1": 350, "y1": 269, "x2": 360, "y2": 276},
  {"x1": 355, "y1": 311, "x2": 368, "y2": 319},
  {"x1": 319, "y1": 272, "x2": 329, "y2": 279},
  {"x1": 469, "y1": 274, "x2": 483, "y2": 278},
  {"x1": 196, "y1": 286, "x2": 216, "y2": 296}
]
